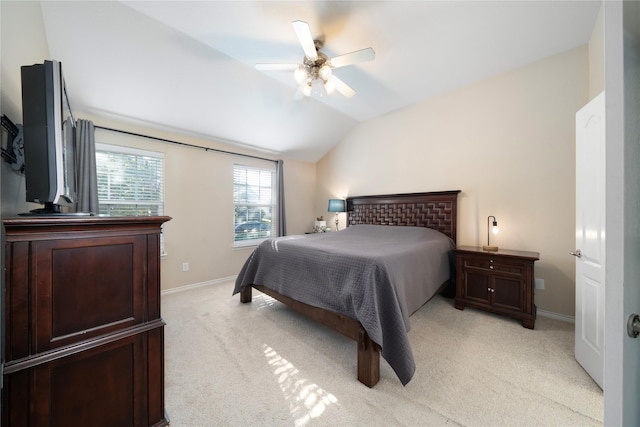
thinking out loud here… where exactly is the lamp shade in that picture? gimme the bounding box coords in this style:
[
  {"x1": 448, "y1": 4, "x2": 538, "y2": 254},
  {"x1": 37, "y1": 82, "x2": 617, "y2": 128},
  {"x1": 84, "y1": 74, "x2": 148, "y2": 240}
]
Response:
[{"x1": 328, "y1": 199, "x2": 346, "y2": 213}]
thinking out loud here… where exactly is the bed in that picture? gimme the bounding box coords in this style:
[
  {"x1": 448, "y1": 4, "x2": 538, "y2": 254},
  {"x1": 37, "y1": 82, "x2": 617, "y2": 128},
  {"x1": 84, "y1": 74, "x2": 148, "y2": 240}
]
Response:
[{"x1": 233, "y1": 191, "x2": 460, "y2": 387}]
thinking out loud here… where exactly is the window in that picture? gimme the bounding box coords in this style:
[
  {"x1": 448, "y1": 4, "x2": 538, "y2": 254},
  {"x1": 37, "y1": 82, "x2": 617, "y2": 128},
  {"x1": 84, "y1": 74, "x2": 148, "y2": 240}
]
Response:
[
  {"x1": 233, "y1": 165, "x2": 277, "y2": 246},
  {"x1": 96, "y1": 144, "x2": 164, "y2": 216},
  {"x1": 96, "y1": 143, "x2": 165, "y2": 253}
]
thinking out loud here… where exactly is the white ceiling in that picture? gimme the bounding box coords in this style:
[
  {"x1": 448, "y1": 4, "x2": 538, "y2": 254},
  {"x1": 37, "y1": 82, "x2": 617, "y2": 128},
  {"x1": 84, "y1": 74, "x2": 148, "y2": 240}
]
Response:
[{"x1": 39, "y1": 1, "x2": 601, "y2": 162}]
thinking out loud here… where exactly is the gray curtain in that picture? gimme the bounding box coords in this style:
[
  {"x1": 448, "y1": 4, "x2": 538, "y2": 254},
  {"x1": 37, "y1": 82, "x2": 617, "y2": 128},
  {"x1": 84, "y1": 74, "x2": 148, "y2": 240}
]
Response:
[
  {"x1": 75, "y1": 119, "x2": 99, "y2": 214},
  {"x1": 276, "y1": 159, "x2": 286, "y2": 236}
]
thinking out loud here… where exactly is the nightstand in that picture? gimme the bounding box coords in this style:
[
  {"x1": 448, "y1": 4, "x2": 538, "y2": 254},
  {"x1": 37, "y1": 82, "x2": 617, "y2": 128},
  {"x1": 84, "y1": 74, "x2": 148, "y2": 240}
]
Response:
[{"x1": 453, "y1": 246, "x2": 540, "y2": 329}]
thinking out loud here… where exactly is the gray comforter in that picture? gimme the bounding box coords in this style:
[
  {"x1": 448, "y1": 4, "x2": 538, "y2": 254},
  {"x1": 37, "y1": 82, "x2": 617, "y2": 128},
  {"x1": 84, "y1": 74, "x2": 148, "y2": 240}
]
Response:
[{"x1": 233, "y1": 224, "x2": 454, "y2": 385}]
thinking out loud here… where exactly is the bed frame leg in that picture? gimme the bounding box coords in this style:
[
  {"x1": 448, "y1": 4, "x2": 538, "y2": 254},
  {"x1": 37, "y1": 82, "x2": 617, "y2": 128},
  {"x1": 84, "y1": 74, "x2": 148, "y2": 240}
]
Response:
[
  {"x1": 357, "y1": 330, "x2": 380, "y2": 388},
  {"x1": 240, "y1": 286, "x2": 252, "y2": 303}
]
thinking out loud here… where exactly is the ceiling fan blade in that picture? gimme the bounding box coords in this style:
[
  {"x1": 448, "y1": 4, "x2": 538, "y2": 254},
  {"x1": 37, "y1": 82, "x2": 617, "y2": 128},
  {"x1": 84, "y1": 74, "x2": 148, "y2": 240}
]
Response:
[
  {"x1": 255, "y1": 63, "x2": 299, "y2": 71},
  {"x1": 291, "y1": 20, "x2": 318, "y2": 61},
  {"x1": 329, "y1": 76, "x2": 356, "y2": 98},
  {"x1": 330, "y1": 47, "x2": 375, "y2": 69}
]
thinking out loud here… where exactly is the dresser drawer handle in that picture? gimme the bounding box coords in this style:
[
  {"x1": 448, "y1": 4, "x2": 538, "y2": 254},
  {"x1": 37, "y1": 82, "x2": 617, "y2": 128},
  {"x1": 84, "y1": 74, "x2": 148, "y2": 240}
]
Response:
[{"x1": 489, "y1": 265, "x2": 494, "y2": 270}]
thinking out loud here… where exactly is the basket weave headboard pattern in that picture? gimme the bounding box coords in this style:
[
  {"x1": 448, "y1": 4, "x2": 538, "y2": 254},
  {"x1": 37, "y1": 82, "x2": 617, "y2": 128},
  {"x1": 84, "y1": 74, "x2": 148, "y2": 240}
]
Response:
[{"x1": 346, "y1": 191, "x2": 461, "y2": 242}]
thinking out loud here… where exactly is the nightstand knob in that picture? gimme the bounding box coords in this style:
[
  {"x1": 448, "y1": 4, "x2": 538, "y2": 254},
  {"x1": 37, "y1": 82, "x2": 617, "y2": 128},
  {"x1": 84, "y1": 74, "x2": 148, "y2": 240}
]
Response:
[
  {"x1": 490, "y1": 259, "x2": 494, "y2": 263},
  {"x1": 489, "y1": 265, "x2": 494, "y2": 270}
]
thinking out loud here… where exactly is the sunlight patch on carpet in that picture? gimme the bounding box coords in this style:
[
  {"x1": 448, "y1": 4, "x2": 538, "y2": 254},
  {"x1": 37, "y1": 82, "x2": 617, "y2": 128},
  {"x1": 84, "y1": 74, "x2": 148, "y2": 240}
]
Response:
[
  {"x1": 262, "y1": 344, "x2": 338, "y2": 426},
  {"x1": 255, "y1": 293, "x2": 278, "y2": 309}
]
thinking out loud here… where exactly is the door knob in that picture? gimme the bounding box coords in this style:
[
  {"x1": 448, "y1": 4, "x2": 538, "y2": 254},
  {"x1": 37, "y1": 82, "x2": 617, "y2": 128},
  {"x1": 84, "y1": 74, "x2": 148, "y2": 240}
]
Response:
[
  {"x1": 628, "y1": 313, "x2": 640, "y2": 338},
  {"x1": 570, "y1": 249, "x2": 582, "y2": 258}
]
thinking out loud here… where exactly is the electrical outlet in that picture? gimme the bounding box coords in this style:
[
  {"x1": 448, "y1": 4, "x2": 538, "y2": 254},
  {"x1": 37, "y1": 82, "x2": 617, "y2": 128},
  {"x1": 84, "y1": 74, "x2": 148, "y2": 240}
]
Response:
[
  {"x1": 182, "y1": 262, "x2": 189, "y2": 272},
  {"x1": 535, "y1": 278, "x2": 545, "y2": 290}
]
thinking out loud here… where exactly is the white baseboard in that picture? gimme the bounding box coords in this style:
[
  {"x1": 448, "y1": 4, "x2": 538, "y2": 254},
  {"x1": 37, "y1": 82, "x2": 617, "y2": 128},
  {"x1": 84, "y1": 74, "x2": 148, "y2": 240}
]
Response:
[
  {"x1": 161, "y1": 275, "x2": 238, "y2": 296},
  {"x1": 537, "y1": 309, "x2": 575, "y2": 324}
]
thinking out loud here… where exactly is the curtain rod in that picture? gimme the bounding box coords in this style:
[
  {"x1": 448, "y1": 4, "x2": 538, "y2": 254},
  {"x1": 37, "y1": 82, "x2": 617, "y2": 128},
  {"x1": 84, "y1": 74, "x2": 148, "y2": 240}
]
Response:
[{"x1": 93, "y1": 125, "x2": 277, "y2": 163}]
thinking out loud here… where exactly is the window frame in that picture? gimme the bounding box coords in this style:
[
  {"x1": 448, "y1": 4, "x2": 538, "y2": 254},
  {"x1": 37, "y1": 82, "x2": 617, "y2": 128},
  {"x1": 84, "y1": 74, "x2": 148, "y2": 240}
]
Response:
[
  {"x1": 95, "y1": 142, "x2": 166, "y2": 253},
  {"x1": 233, "y1": 164, "x2": 278, "y2": 248}
]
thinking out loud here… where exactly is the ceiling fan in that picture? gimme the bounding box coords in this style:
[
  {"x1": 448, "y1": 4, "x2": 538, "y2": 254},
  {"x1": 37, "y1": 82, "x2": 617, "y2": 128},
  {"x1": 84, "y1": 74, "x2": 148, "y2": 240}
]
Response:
[{"x1": 255, "y1": 20, "x2": 375, "y2": 99}]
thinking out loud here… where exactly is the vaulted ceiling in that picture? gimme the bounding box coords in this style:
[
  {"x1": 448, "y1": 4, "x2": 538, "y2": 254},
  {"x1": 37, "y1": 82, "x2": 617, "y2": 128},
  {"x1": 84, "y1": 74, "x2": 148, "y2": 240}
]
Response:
[{"x1": 39, "y1": 1, "x2": 601, "y2": 162}]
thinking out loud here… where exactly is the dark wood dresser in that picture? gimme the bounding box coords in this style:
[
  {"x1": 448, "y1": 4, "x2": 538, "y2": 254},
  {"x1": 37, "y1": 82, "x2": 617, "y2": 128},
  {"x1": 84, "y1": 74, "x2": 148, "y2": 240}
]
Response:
[
  {"x1": 453, "y1": 246, "x2": 539, "y2": 329},
  {"x1": 2, "y1": 215, "x2": 171, "y2": 427}
]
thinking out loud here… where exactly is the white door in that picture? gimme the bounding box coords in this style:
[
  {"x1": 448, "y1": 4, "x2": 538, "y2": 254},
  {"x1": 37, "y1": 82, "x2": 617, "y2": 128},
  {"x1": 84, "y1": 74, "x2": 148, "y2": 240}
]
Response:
[
  {"x1": 574, "y1": 91, "x2": 605, "y2": 389},
  {"x1": 620, "y1": 2, "x2": 640, "y2": 421},
  {"x1": 603, "y1": 1, "x2": 640, "y2": 424}
]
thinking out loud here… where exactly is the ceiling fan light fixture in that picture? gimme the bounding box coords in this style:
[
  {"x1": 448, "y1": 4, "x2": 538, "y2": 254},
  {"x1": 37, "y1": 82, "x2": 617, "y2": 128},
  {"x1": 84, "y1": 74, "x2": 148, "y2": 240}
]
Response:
[
  {"x1": 319, "y1": 64, "x2": 332, "y2": 81},
  {"x1": 256, "y1": 21, "x2": 374, "y2": 99},
  {"x1": 311, "y1": 78, "x2": 327, "y2": 98},
  {"x1": 294, "y1": 66, "x2": 309, "y2": 85},
  {"x1": 301, "y1": 82, "x2": 312, "y2": 97}
]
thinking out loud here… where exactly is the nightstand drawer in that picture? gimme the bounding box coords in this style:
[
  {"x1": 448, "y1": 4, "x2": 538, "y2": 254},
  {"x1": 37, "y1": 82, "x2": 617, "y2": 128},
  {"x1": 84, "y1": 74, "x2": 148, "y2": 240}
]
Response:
[{"x1": 463, "y1": 258, "x2": 523, "y2": 275}]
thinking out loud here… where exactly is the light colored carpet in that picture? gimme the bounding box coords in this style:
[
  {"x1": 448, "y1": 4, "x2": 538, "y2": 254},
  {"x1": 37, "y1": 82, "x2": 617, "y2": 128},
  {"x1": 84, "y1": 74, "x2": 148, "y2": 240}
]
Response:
[{"x1": 162, "y1": 281, "x2": 602, "y2": 427}]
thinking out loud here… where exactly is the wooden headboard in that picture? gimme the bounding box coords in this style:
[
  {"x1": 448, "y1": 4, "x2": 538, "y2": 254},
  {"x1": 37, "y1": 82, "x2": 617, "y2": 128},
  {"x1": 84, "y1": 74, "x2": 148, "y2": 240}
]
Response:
[{"x1": 346, "y1": 190, "x2": 461, "y2": 242}]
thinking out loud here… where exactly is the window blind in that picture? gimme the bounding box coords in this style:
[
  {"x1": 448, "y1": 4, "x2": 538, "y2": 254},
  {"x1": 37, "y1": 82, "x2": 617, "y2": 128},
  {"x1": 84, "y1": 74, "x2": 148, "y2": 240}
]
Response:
[
  {"x1": 96, "y1": 144, "x2": 164, "y2": 217},
  {"x1": 233, "y1": 165, "x2": 276, "y2": 245}
]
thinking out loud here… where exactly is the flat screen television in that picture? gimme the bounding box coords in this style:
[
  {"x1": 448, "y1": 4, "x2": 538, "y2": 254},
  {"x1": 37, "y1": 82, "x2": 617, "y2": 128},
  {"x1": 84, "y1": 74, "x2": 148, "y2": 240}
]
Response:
[{"x1": 20, "y1": 60, "x2": 78, "y2": 215}]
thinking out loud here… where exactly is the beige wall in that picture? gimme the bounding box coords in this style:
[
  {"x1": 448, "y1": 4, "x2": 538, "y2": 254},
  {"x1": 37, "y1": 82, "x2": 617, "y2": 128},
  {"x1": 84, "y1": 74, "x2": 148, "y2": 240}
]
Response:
[
  {"x1": 316, "y1": 46, "x2": 590, "y2": 317},
  {"x1": 52, "y1": 115, "x2": 316, "y2": 291},
  {"x1": 2, "y1": 0, "x2": 603, "y2": 314},
  {"x1": 0, "y1": 1, "x2": 317, "y2": 292}
]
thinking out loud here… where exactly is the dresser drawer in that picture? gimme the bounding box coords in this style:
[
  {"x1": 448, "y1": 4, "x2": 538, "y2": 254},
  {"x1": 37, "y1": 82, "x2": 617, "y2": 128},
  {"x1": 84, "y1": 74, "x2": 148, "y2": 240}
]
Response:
[{"x1": 463, "y1": 258, "x2": 524, "y2": 275}]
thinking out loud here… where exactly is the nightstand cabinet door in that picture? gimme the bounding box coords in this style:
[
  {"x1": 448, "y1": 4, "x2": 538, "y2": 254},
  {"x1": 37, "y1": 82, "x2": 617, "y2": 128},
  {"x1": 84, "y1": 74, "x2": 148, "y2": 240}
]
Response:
[
  {"x1": 454, "y1": 246, "x2": 539, "y2": 329},
  {"x1": 464, "y1": 271, "x2": 524, "y2": 312},
  {"x1": 492, "y1": 275, "x2": 524, "y2": 312},
  {"x1": 463, "y1": 271, "x2": 492, "y2": 305}
]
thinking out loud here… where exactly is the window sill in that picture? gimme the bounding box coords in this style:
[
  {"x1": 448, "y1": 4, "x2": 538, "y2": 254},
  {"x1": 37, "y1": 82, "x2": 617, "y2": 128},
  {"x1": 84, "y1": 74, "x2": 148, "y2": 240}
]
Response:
[{"x1": 232, "y1": 238, "x2": 268, "y2": 249}]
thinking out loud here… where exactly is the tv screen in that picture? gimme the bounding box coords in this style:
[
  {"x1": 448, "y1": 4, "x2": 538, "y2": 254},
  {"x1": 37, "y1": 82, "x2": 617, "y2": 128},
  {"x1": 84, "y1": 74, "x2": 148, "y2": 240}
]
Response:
[{"x1": 21, "y1": 60, "x2": 77, "y2": 214}]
